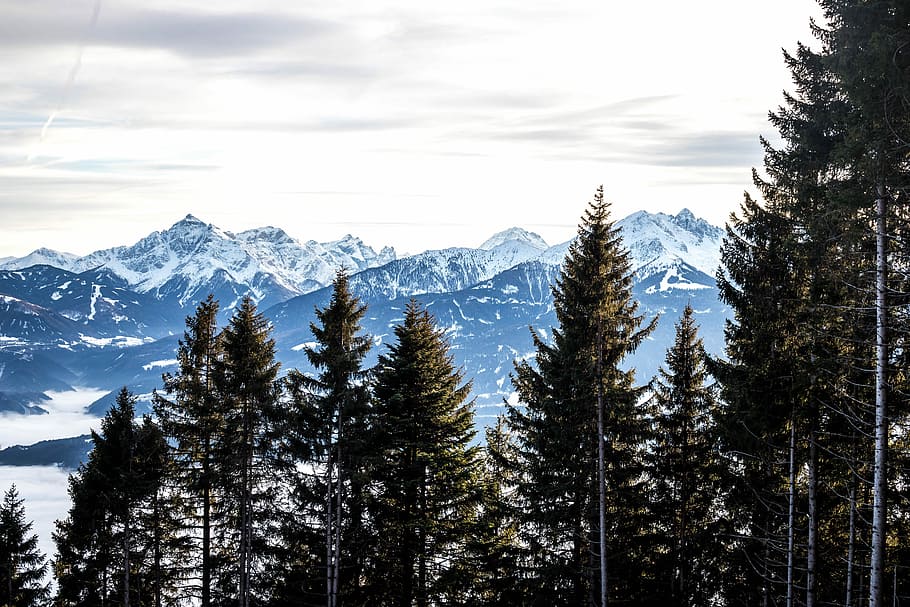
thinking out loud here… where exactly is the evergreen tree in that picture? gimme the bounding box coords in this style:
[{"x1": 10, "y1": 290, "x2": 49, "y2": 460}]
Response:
[
  {"x1": 278, "y1": 269, "x2": 373, "y2": 606},
  {"x1": 54, "y1": 388, "x2": 172, "y2": 606},
  {"x1": 818, "y1": 4, "x2": 910, "y2": 603},
  {"x1": 645, "y1": 304, "x2": 723, "y2": 606},
  {"x1": 366, "y1": 299, "x2": 482, "y2": 606},
  {"x1": 154, "y1": 294, "x2": 225, "y2": 607},
  {"x1": 0, "y1": 485, "x2": 49, "y2": 607},
  {"x1": 215, "y1": 296, "x2": 281, "y2": 607},
  {"x1": 714, "y1": 193, "x2": 808, "y2": 606},
  {"x1": 506, "y1": 186, "x2": 655, "y2": 604},
  {"x1": 713, "y1": 3, "x2": 910, "y2": 604},
  {"x1": 461, "y1": 416, "x2": 523, "y2": 606}
]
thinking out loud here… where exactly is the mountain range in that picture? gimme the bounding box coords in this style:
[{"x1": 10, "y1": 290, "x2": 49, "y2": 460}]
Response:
[{"x1": 0, "y1": 208, "x2": 729, "y2": 467}]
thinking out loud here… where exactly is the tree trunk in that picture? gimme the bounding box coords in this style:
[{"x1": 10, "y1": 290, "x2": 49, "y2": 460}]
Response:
[
  {"x1": 787, "y1": 421, "x2": 796, "y2": 607},
  {"x1": 326, "y1": 442, "x2": 335, "y2": 607},
  {"x1": 869, "y1": 186, "x2": 888, "y2": 607},
  {"x1": 418, "y1": 468, "x2": 428, "y2": 607},
  {"x1": 239, "y1": 403, "x2": 252, "y2": 607},
  {"x1": 202, "y1": 439, "x2": 211, "y2": 607},
  {"x1": 333, "y1": 411, "x2": 343, "y2": 605},
  {"x1": 807, "y1": 413, "x2": 818, "y2": 607},
  {"x1": 596, "y1": 315, "x2": 608, "y2": 607},
  {"x1": 846, "y1": 474, "x2": 857, "y2": 607},
  {"x1": 154, "y1": 493, "x2": 162, "y2": 607},
  {"x1": 124, "y1": 443, "x2": 133, "y2": 607}
]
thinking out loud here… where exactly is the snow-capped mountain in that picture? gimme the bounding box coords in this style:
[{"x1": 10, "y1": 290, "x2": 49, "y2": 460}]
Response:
[
  {"x1": 618, "y1": 208, "x2": 724, "y2": 280},
  {"x1": 341, "y1": 230, "x2": 549, "y2": 301},
  {"x1": 531, "y1": 208, "x2": 723, "y2": 289},
  {"x1": 0, "y1": 215, "x2": 397, "y2": 313},
  {"x1": 0, "y1": 265, "x2": 177, "y2": 341},
  {"x1": 0, "y1": 248, "x2": 80, "y2": 271},
  {"x1": 0, "y1": 208, "x2": 731, "y2": 465},
  {"x1": 479, "y1": 227, "x2": 549, "y2": 251}
]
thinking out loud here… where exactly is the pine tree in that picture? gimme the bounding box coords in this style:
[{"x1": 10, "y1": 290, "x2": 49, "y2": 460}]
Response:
[
  {"x1": 279, "y1": 269, "x2": 373, "y2": 606},
  {"x1": 366, "y1": 299, "x2": 482, "y2": 606},
  {"x1": 713, "y1": 3, "x2": 910, "y2": 604},
  {"x1": 0, "y1": 485, "x2": 49, "y2": 607},
  {"x1": 215, "y1": 296, "x2": 281, "y2": 607},
  {"x1": 817, "y1": 4, "x2": 910, "y2": 603},
  {"x1": 154, "y1": 294, "x2": 225, "y2": 607},
  {"x1": 646, "y1": 304, "x2": 723, "y2": 606},
  {"x1": 461, "y1": 416, "x2": 522, "y2": 606},
  {"x1": 714, "y1": 194, "x2": 807, "y2": 606},
  {"x1": 506, "y1": 186, "x2": 655, "y2": 604},
  {"x1": 54, "y1": 388, "x2": 173, "y2": 606}
]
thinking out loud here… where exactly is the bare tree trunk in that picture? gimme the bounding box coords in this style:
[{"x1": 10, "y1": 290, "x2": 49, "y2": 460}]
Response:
[
  {"x1": 239, "y1": 404, "x2": 252, "y2": 607},
  {"x1": 787, "y1": 421, "x2": 796, "y2": 607},
  {"x1": 202, "y1": 443, "x2": 211, "y2": 607},
  {"x1": 807, "y1": 415, "x2": 818, "y2": 607},
  {"x1": 333, "y1": 411, "x2": 343, "y2": 604},
  {"x1": 870, "y1": 186, "x2": 888, "y2": 607},
  {"x1": 124, "y1": 517, "x2": 131, "y2": 607},
  {"x1": 846, "y1": 476, "x2": 857, "y2": 607},
  {"x1": 596, "y1": 315, "x2": 608, "y2": 607},
  {"x1": 154, "y1": 494, "x2": 162, "y2": 607},
  {"x1": 418, "y1": 469, "x2": 427, "y2": 607},
  {"x1": 326, "y1": 442, "x2": 335, "y2": 607},
  {"x1": 125, "y1": 431, "x2": 133, "y2": 607}
]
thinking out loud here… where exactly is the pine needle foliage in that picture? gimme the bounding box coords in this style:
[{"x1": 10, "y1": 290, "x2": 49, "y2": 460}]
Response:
[
  {"x1": 0, "y1": 485, "x2": 49, "y2": 607},
  {"x1": 507, "y1": 186, "x2": 656, "y2": 604}
]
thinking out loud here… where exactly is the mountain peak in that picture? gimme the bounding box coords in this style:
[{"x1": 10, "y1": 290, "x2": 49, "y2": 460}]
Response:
[
  {"x1": 237, "y1": 226, "x2": 296, "y2": 245},
  {"x1": 615, "y1": 209, "x2": 723, "y2": 279},
  {"x1": 480, "y1": 227, "x2": 548, "y2": 251},
  {"x1": 671, "y1": 208, "x2": 712, "y2": 234}
]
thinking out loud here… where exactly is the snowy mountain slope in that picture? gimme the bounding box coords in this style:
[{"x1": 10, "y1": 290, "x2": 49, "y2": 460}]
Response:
[
  {"x1": 479, "y1": 227, "x2": 549, "y2": 251},
  {"x1": 0, "y1": 293, "x2": 81, "y2": 343},
  {"x1": 339, "y1": 232, "x2": 549, "y2": 301},
  {"x1": 0, "y1": 216, "x2": 398, "y2": 313},
  {"x1": 0, "y1": 349, "x2": 79, "y2": 414},
  {"x1": 0, "y1": 248, "x2": 79, "y2": 271},
  {"x1": 535, "y1": 208, "x2": 723, "y2": 281},
  {"x1": 0, "y1": 265, "x2": 177, "y2": 339}
]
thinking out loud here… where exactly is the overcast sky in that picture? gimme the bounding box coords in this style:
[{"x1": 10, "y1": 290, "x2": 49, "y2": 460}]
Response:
[{"x1": 0, "y1": 0, "x2": 823, "y2": 258}]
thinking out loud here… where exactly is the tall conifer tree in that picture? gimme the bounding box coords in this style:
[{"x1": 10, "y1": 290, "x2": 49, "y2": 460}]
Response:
[
  {"x1": 646, "y1": 304, "x2": 723, "y2": 606},
  {"x1": 0, "y1": 485, "x2": 49, "y2": 607},
  {"x1": 279, "y1": 269, "x2": 373, "y2": 605},
  {"x1": 54, "y1": 388, "x2": 172, "y2": 606},
  {"x1": 507, "y1": 186, "x2": 655, "y2": 604},
  {"x1": 155, "y1": 294, "x2": 225, "y2": 607},
  {"x1": 367, "y1": 299, "x2": 481, "y2": 606},
  {"x1": 215, "y1": 296, "x2": 281, "y2": 607}
]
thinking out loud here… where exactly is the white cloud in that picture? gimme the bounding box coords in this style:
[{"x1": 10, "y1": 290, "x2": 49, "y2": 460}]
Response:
[
  {"x1": 0, "y1": 389, "x2": 108, "y2": 448},
  {"x1": 0, "y1": 0, "x2": 824, "y2": 257}
]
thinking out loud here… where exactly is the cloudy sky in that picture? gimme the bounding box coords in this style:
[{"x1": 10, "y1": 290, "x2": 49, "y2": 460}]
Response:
[{"x1": 0, "y1": 0, "x2": 823, "y2": 258}]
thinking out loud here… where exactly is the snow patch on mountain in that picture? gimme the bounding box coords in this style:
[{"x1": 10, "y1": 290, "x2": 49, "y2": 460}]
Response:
[{"x1": 645, "y1": 267, "x2": 714, "y2": 293}]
